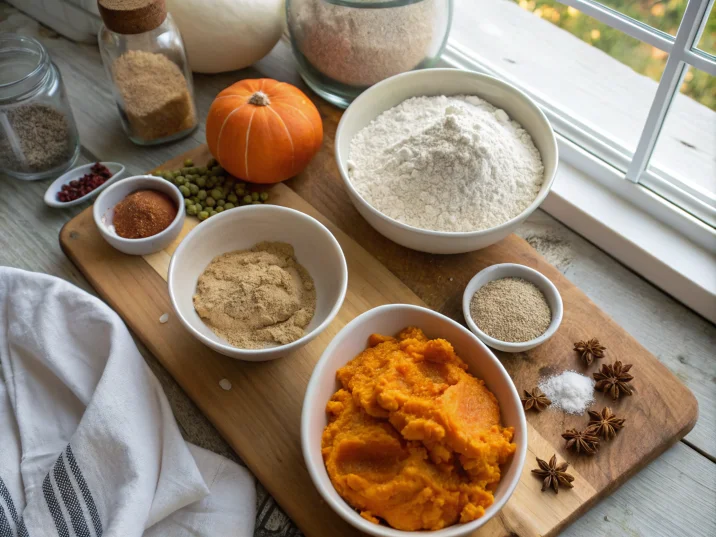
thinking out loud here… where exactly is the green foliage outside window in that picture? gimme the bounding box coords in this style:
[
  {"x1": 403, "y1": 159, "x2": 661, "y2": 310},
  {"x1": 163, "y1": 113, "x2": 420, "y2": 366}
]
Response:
[{"x1": 512, "y1": 0, "x2": 715, "y2": 110}]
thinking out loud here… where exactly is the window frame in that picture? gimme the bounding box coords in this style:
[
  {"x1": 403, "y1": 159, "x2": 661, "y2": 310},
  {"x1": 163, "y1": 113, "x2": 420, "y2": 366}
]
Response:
[{"x1": 444, "y1": 0, "x2": 716, "y2": 250}]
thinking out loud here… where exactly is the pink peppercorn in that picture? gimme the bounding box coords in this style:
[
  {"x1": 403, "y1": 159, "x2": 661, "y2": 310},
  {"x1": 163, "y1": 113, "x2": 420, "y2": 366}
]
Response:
[{"x1": 57, "y1": 163, "x2": 113, "y2": 202}]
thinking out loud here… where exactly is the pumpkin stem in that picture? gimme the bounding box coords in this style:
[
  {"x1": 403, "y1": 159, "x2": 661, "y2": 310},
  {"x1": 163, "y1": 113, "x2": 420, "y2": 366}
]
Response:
[{"x1": 248, "y1": 91, "x2": 271, "y2": 106}]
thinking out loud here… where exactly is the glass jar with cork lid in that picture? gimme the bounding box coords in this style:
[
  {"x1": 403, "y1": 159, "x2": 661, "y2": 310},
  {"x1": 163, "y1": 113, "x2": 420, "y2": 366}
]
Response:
[{"x1": 97, "y1": 0, "x2": 197, "y2": 145}]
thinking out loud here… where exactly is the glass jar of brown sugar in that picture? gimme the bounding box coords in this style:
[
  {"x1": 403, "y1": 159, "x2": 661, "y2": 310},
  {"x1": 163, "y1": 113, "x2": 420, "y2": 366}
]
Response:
[
  {"x1": 0, "y1": 34, "x2": 80, "y2": 180},
  {"x1": 97, "y1": 0, "x2": 197, "y2": 145}
]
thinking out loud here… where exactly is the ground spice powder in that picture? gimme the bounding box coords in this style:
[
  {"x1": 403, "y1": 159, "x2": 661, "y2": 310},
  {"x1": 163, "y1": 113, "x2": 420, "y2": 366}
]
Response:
[
  {"x1": 193, "y1": 242, "x2": 316, "y2": 349},
  {"x1": 292, "y1": 0, "x2": 434, "y2": 87},
  {"x1": 112, "y1": 50, "x2": 196, "y2": 141},
  {"x1": 113, "y1": 189, "x2": 177, "y2": 239},
  {"x1": 470, "y1": 277, "x2": 551, "y2": 342}
]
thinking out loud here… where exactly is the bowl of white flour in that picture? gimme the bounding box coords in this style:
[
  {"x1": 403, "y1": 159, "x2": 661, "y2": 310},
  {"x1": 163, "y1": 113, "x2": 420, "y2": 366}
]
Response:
[{"x1": 335, "y1": 68, "x2": 558, "y2": 254}]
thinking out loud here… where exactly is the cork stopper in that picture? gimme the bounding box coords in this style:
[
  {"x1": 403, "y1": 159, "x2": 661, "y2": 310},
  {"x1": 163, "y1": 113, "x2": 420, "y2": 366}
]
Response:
[{"x1": 98, "y1": 0, "x2": 167, "y2": 35}]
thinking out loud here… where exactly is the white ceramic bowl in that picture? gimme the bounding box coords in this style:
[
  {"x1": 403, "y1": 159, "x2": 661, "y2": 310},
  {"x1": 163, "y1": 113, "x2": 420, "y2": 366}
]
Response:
[
  {"x1": 45, "y1": 161, "x2": 126, "y2": 208},
  {"x1": 301, "y1": 304, "x2": 527, "y2": 537},
  {"x1": 462, "y1": 263, "x2": 563, "y2": 353},
  {"x1": 334, "y1": 68, "x2": 558, "y2": 254},
  {"x1": 168, "y1": 205, "x2": 348, "y2": 362},
  {"x1": 93, "y1": 175, "x2": 185, "y2": 256}
]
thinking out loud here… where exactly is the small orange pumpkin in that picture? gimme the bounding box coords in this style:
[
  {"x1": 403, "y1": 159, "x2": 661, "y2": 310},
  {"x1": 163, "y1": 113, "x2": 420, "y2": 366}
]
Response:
[{"x1": 206, "y1": 79, "x2": 323, "y2": 184}]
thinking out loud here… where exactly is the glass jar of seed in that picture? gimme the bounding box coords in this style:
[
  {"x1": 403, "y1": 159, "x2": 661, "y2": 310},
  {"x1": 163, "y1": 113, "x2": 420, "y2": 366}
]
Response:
[{"x1": 0, "y1": 34, "x2": 80, "y2": 180}]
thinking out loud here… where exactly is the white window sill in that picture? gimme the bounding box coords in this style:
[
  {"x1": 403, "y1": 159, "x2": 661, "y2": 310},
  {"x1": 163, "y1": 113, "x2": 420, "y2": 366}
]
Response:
[
  {"x1": 544, "y1": 149, "x2": 716, "y2": 324},
  {"x1": 441, "y1": 0, "x2": 716, "y2": 323}
]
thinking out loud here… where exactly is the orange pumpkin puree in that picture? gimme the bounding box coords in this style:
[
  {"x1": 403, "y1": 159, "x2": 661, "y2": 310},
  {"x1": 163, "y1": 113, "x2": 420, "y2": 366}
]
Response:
[{"x1": 322, "y1": 327, "x2": 516, "y2": 531}]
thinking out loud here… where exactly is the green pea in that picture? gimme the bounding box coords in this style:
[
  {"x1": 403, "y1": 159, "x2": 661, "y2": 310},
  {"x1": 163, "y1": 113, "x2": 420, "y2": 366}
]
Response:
[
  {"x1": 197, "y1": 190, "x2": 207, "y2": 200},
  {"x1": 215, "y1": 175, "x2": 226, "y2": 185},
  {"x1": 154, "y1": 169, "x2": 163, "y2": 176},
  {"x1": 235, "y1": 186, "x2": 245, "y2": 196},
  {"x1": 206, "y1": 178, "x2": 217, "y2": 189},
  {"x1": 210, "y1": 189, "x2": 223, "y2": 200},
  {"x1": 211, "y1": 165, "x2": 222, "y2": 175},
  {"x1": 190, "y1": 196, "x2": 199, "y2": 203},
  {"x1": 227, "y1": 193, "x2": 238, "y2": 203},
  {"x1": 224, "y1": 202, "x2": 235, "y2": 210},
  {"x1": 242, "y1": 195, "x2": 252, "y2": 204},
  {"x1": 184, "y1": 158, "x2": 193, "y2": 167},
  {"x1": 209, "y1": 210, "x2": 217, "y2": 217},
  {"x1": 179, "y1": 185, "x2": 191, "y2": 197},
  {"x1": 187, "y1": 205, "x2": 198, "y2": 216},
  {"x1": 251, "y1": 192, "x2": 259, "y2": 201},
  {"x1": 215, "y1": 206, "x2": 224, "y2": 213},
  {"x1": 197, "y1": 166, "x2": 208, "y2": 175},
  {"x1": 198, "y1": 211, "x2": 208, "y2": 221},
  {"x1": 175, "y1": 176, "x2": 186, "y2": 186},
  {"x1": 196, "y1": 176, "x2": 206, "y2": 187},
  {"x1": 194, "y1": 203, "x2": 203, "y2": 212},
  {"x1": 184, "y1": 198, "x2": 193, "y2": 207},
  {"x1": 216, "y1": 199, "x2": 225, "y2": 207},
  {"x1": 259, "y1": 192, "x2": 269, "y2": 201},
  {"x1": 205, "y1": 196, "x2": 216, "y2": 207},
  {"x1": 189, "y1": 183, "x2": 199, "y2": 195},
  {"x1": 207, "y1": 158, "x2": 218, "y2": 169}
]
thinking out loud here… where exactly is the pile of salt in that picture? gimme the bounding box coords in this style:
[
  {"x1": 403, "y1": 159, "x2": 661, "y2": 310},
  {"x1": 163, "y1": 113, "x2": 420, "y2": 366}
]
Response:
[{"x1": 538, "y1": 371, "x2": 595, "y2": 415}]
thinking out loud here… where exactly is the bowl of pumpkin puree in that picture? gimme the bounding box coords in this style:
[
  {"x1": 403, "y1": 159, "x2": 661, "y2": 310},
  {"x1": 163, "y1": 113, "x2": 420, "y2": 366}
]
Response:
[{"x1": 302, "y1": 304, "x2": 527, "y2": 537}]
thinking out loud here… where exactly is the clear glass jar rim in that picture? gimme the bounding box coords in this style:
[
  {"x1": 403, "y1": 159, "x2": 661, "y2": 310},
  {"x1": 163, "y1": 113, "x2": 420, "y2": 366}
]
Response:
[
  {"x1": 0, "y1": 34, "x2": 50, "y2": 91},
  {"x1": 321, "y1": 0, "x2": 428, "y2": 8}
]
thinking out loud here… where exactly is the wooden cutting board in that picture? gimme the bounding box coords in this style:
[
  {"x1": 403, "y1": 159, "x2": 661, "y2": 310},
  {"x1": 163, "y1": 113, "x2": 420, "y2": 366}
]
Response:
[{"x1": 61, "y1": 143, "x2": 697, "y2": 537}]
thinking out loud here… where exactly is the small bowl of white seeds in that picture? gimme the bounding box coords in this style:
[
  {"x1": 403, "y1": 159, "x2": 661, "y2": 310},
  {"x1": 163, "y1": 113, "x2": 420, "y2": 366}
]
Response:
[{"x1": 462, "y1": 263, "x2": 563, "y2": 353}]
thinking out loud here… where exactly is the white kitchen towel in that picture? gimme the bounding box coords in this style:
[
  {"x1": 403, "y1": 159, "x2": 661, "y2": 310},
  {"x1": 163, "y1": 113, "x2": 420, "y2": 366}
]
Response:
[{"x1": 0, "y1": 267, "x2": 256, "y2": 537}]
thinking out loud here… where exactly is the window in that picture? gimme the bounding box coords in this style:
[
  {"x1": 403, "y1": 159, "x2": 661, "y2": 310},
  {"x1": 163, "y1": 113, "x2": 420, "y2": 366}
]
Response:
[{"x1": 445, "y1": 0, "x2": 716, "y2": 242}]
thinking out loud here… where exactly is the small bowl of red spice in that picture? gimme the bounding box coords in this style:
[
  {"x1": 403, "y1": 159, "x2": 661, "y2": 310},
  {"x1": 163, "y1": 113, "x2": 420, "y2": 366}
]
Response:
[{"x1": 94, "y1": 175, "x2": 185, "y2": 255}]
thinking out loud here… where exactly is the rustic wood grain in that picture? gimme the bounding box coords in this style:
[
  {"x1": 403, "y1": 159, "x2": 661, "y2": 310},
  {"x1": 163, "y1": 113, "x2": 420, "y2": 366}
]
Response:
[
  {"x1": 2, "y1": 4, "x2": 714, "y2": 537},
  {"x1": 61, "y1": 144, "x2": 697, "y2": 537}
]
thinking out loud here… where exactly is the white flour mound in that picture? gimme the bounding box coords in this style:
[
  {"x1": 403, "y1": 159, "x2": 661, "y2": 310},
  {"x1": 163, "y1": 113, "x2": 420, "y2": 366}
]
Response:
[{"x1": 347, "y1": 95, "x2": 544, "y2": 233}]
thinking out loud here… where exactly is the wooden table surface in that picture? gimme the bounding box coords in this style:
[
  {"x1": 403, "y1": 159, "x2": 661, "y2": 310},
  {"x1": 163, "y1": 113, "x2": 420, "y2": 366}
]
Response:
[{"x1": 0, "y1": 4, "x2": 714, "y2": 537}]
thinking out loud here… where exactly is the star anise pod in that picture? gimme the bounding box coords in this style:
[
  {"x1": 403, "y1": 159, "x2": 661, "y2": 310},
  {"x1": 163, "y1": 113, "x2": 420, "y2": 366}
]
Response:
[
  {"x1": 588, "y1": 407, "x2": 626, "y2": 440},
  {"x1": 573, "y1": 338, "x2": 606, "y2": 365},
  {"x1": 532, "y1": 454, "x2": 574, "y2": 494},
  {"x1": 521, "y1": 387, "x2": 552, "y2": 412},
  {"x1": 593, "y1": 361, "x2": 634, "y2": 400},
  {"x1": 562, "y1": 427, "x2": 600, "y2": 455}
]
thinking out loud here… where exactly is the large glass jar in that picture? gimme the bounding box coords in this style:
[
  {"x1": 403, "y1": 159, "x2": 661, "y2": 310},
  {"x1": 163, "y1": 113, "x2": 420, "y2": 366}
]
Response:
[
  {"x1": 287, "y1": 0, "x2": 453, "y2": 108},
  {"x1": 97, "y1": 0, "x2": 197, "y2": 146},
  {"x1": 0, "y1": 34, "x2": 80, "y2": 181}
]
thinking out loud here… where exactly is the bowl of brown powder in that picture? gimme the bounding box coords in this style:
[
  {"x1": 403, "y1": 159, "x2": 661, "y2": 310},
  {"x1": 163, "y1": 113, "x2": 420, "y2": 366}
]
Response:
[
  {"x1": 93, "y1": 174, "x2": 185, "y2": 256},
  {"x1": 462, "y1": 263, "x2": 563, "y2": 353},
  {"x1": 167, "y1": 205, "x2": 348, "y2": 362}
]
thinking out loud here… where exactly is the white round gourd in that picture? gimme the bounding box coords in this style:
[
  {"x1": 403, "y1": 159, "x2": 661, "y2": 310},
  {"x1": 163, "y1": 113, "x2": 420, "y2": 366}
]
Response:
[{"x1": 166, "y1": 0, "x2": 285, "y2": 74}]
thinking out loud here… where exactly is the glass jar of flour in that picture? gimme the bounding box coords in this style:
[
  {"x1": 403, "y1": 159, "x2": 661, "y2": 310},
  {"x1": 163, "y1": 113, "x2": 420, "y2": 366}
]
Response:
[
  {"x1": 97, "y1": 0, "x2": 197, "y2": 145},
  {"x1": 287, "y1": 0, "x2": 453, "y2": 108},
  {"x1": 0, "y1": 34, "x2": 80, "y2": 180}
]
